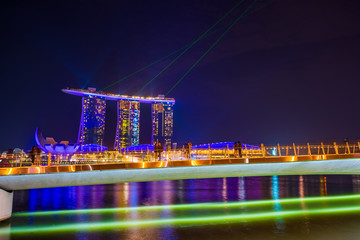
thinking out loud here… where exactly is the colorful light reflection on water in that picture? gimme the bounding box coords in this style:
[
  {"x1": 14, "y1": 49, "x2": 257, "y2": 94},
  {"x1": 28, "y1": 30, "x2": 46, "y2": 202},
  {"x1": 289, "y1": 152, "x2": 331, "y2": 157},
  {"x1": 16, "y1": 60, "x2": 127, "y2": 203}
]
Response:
[{"x1": 4, "y1": 175, "x2": 360, "y2": 239}]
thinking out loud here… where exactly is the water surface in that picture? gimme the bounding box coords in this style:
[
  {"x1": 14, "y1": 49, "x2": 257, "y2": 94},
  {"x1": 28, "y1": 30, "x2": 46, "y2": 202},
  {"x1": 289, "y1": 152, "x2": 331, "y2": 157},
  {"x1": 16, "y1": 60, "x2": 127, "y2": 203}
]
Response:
[{"x1": 4, "y1": 175, "x2": 360, "y2": 239}]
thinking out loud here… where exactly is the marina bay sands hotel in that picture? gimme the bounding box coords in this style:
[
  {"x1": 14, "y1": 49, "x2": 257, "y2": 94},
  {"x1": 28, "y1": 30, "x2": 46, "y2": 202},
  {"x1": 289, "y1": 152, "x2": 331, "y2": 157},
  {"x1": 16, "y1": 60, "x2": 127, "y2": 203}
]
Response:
[{"x1": 62, "y1": 88, "x2": 175, "y2": 150}]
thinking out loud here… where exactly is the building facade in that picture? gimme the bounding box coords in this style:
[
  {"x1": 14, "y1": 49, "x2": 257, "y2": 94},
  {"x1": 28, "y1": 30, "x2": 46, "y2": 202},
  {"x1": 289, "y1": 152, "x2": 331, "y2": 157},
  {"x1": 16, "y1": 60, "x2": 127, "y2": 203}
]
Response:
[
  {"x1": 78, "y1": 95, "x2": 106, "y2": 147},
  {"x1": 114, "y1": 100, "x2": 140, "y2": 150},
  {"x1": 151, "y1": 102, "x2": 174, "y2": 147},
  {"x1": 63, "y1": 88, "x2": 175, "y2": 151}
]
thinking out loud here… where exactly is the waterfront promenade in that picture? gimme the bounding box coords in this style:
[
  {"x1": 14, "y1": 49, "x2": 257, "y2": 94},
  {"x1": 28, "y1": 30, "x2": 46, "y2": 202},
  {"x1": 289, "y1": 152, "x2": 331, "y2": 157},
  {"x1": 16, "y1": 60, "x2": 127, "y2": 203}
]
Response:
[{"x1": 1, "y1": 142, "x2": 359, "y2": 178}]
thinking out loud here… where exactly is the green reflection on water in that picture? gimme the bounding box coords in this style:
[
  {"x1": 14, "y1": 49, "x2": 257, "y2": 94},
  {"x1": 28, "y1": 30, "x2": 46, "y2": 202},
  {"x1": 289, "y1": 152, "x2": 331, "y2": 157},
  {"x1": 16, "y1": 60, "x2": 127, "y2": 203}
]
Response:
[
  {"x1": 14, "y1": 193, "x2": 360, "y2": 217},
  {"x1": 4, "y1": 205, "x2": 360, "y2": 235}
]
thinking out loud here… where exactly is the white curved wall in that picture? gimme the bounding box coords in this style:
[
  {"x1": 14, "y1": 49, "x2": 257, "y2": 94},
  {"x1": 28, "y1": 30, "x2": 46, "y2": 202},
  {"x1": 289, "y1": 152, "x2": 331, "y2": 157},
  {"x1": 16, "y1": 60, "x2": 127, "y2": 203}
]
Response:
[{"x1": 0, "y1": 189, "x2": 13, "y2": 221}]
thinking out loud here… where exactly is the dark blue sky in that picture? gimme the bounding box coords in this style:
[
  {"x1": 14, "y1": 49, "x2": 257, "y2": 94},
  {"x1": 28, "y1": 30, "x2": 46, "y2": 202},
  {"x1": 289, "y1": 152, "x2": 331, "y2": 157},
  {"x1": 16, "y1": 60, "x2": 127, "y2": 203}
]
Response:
[{"x1": 1, "y1": 0, "x2": 360, "y2": 150}]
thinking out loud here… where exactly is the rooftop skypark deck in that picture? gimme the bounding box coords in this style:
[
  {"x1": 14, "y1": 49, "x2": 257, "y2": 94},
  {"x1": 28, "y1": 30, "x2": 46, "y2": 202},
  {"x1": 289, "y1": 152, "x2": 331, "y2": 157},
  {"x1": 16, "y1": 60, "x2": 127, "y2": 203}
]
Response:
[{"x1": 62, "y1": 88, "x2": 175, "y2": 104}]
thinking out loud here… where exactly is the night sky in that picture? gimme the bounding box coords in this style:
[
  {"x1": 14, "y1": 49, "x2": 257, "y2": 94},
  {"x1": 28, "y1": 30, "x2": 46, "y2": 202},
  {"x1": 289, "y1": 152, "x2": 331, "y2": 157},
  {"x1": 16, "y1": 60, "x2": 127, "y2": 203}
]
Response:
[{"x1": 1, "y1": 0, "x2": 360, "y2": 150}]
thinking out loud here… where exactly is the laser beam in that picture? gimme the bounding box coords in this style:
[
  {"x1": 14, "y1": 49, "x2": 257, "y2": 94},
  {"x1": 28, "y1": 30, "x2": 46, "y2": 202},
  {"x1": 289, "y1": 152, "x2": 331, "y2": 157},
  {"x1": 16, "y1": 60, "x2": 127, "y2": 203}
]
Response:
[
  {"x1": 100, "y1": 1, "x2": 274, "y2": 92},
  {"x1": 14, "y1": 193, "x2": 360, "y2": 217},
  {"x1": 135, "y1": 0, "x2": 246, "y2": 95},
  {"x1": 166, "y1": 0, "x2": 257, "y2": 96},
  {"x1": 4, "y1": 205, "x2": 360, "y2": 235}
]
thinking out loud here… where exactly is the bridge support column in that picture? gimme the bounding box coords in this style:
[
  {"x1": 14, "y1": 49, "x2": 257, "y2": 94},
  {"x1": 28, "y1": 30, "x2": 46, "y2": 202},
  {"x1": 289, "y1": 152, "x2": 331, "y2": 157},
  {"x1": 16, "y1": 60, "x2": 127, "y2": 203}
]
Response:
[{"x1": 0, "y1": 188, "x2": 13, "y2": 221}]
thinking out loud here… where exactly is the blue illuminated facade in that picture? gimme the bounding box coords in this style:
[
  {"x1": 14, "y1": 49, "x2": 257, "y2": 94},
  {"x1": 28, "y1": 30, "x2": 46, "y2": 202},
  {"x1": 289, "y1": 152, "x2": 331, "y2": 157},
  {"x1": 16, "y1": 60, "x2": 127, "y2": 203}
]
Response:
[
  {"x1": 122, "y1": 144, "x2": 154, "y2": 152},
  {"x1": 80, "y1": 144, "x2": 108, "y2": 152},
  {"x1": 34, "y1": 128, "x2": 80, "y2": 153},
  {"x1": 192, "y1": 142, "x2": 260, "y2": 150}
]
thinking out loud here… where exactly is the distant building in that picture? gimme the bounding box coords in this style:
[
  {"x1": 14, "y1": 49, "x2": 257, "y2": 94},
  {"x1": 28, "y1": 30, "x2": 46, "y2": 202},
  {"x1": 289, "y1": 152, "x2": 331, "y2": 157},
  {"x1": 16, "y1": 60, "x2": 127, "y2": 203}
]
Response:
[
  {"x1": 151, "y1": 102, "x2": 174, "y2": 147},
  {"x1": 35, "y1": 128, "x2": 81, "y2": 153},
  {"x1": 114, "y1": 100, "x2": 140, "y2": 150},
  {"x1": 62, "y1": 88, "x2": 175, "y2": 151},
  {"x1": 78, "y1": 95, "x2": 106, "y2": 146}
]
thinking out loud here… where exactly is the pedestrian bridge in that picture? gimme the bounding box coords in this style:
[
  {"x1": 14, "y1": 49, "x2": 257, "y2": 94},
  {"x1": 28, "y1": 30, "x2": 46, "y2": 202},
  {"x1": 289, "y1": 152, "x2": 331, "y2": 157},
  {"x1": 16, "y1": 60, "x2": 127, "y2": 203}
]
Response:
[{"x1": 1, "y1": 142, "x2": 360, "y2": 222}]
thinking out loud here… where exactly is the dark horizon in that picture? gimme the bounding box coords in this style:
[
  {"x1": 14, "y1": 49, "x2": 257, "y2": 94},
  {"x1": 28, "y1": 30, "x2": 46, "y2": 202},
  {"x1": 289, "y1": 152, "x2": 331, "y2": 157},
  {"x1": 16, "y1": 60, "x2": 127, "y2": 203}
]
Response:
[{"x1": 1, "y1": 0, "x2": 360, "y2": 150}]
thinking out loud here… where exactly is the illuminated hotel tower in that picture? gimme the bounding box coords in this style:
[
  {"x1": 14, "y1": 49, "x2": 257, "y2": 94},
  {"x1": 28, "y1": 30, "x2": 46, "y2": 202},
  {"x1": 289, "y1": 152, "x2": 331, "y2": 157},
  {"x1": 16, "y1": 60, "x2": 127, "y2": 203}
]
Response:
[
  {"x1": 78, "y1": 95, "x2": 106, "y2": 146},
  {"x1": 63, "y1": 88, "x2": 175, "y2": 150},
  {"x1": 114, "y1": 100, "x2": 140, "y2": 150},
  {"x1": 152, "y1": 102, "x2": 174, "y2": 147}
]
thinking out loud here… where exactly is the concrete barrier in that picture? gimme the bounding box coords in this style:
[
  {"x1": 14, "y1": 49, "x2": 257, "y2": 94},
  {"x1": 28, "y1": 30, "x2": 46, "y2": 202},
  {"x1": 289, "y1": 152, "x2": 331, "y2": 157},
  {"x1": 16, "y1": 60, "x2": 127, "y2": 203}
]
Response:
[{"x1": 0, "y1": 189, "x2": 13, "y2": 221}]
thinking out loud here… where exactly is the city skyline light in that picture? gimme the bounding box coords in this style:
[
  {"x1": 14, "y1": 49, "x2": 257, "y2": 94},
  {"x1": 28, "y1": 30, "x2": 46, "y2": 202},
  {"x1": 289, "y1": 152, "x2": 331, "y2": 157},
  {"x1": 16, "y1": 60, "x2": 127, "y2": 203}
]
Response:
[
  {"x1": 1, "y1": 0, "x2": 360, "y2": 150},
  {"x1": 2, "y1": 1, "x2": 360, "y2": 239}
]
